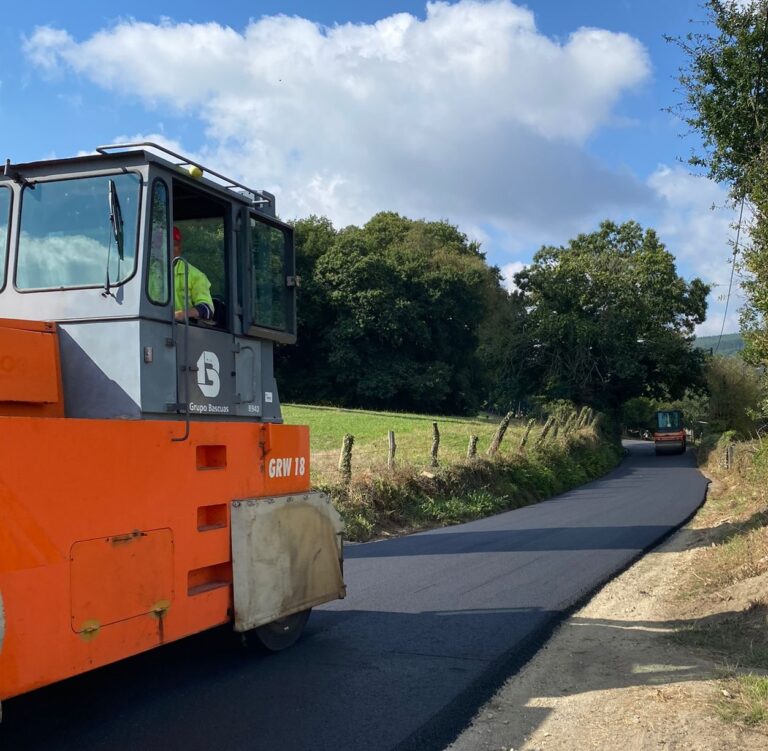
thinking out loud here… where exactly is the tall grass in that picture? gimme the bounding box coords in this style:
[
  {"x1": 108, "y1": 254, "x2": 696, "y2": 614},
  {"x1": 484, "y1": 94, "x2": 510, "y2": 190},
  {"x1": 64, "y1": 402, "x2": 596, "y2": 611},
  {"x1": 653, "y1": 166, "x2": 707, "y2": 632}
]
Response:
[{"x1": 719, "y1": 674, "x2": 768, "y2": 727}]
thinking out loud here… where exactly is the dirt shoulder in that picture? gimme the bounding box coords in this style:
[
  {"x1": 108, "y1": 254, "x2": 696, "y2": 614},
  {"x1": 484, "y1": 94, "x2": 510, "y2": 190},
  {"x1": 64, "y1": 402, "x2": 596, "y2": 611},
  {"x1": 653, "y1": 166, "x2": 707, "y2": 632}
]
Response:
[{"x1": 446, "y1": 470, "x2": 768, "y2": 751}]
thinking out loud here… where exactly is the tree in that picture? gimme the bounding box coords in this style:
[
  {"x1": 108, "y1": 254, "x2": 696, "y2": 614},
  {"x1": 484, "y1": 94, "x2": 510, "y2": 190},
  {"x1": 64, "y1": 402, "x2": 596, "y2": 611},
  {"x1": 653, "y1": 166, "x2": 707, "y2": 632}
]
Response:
[
  {"x1": 276, "y1": 212, "x2": 503, "y2": 414},
  {"x1": 274, "y1": 216, "x2": 340, "y2": 402},
  {"x1": 670, "y1": 1, "x2": 768, "y2": 192},
  {"x1": 475, "y1": 283, "x2": 535, "y2": 413},
  {"x1": 670, "y1": 0, "x2": 768, "y2": 363},
  {"x1": 621, "y1": 396, "x2": 659, "y2": 433},
  {"x1": 515, "y1": 220, "x2": 710, "y2": 413}
]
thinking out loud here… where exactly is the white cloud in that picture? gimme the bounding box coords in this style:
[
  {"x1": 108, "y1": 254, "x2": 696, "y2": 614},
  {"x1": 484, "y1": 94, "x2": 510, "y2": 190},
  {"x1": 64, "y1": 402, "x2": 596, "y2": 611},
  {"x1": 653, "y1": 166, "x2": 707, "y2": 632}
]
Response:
[
  {"x1": 23, "y1": 1, "x2": 653, "y2": 236},
  {"x1": 501, "y1": 261, "x2": 526, "y2": 291},
  {"x1": 648, "y1": 165, "x2": 746, "y2": 336}
]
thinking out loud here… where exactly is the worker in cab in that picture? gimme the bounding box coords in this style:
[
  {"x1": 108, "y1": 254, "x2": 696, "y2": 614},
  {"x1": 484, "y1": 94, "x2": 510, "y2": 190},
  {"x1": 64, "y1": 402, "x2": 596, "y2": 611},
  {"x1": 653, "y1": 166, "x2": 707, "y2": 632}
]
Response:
[{"x1": 172, "y1": 226, "x2": 214, "y2": 321}]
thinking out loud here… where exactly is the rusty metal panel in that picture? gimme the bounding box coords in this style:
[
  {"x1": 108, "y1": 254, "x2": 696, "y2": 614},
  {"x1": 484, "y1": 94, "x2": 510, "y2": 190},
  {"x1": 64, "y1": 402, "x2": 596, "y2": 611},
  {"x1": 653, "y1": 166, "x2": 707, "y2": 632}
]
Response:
[
  {"x1": 230, "y1": 492, "x2": 345, "y2": 632},
  {"x1": 70, "y1": 529, "x2": 174, "y2": 633}
]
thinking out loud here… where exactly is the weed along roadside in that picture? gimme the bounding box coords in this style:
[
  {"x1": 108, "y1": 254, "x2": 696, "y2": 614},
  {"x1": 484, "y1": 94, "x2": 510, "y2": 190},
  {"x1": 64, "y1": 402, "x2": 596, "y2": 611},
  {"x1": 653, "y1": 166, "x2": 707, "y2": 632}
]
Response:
[
  {"x1": 671, "y1": 434, "x2": 768, "y2": 730},
  {"x1": 284, "y1": 404, "x2": 621, "y2": 542},
  {"x1": 444, "y1": 432, "x2": 768, "y2": 750}
]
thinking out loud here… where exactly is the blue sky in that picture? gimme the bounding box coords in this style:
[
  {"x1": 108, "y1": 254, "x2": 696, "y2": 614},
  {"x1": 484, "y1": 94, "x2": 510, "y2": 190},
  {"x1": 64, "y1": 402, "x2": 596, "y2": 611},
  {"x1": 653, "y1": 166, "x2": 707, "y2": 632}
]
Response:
[{"x1": 0, "y1": 1, "x2": 741, "y2": 334}]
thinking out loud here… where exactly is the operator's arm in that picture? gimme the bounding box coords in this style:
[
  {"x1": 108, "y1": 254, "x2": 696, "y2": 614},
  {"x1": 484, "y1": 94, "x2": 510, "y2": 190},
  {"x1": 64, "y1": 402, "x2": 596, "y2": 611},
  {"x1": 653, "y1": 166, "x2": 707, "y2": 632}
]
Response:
[{"x1": 175, "y1": 305, "x2": 211, "y2": 321}]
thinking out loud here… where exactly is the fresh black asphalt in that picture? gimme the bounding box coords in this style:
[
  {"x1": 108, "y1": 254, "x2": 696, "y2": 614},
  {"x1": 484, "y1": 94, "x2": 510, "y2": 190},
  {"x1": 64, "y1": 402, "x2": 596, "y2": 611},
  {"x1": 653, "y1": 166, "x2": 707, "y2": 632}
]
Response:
[{"x1": 1, "y1": 440, "x2": 707, "y2": 751}]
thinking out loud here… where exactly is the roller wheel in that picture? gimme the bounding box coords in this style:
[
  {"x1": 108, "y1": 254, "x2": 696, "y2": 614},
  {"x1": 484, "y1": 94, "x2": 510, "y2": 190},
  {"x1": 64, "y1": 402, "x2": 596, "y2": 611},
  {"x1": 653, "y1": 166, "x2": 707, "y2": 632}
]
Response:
[{"x1": 252, "y1": 609, "x2": 311, "y2": 652}]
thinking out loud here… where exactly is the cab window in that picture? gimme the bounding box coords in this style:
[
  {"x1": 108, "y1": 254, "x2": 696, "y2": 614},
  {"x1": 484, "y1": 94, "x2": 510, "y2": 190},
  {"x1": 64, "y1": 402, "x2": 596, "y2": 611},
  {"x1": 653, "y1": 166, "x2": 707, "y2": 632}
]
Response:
[
  {"x1": 147, "y1": 179, "x2": 170, "y2": 305},
  {"x1": 656, "y1": 411, "x2": 681, "y2": 430},
  {"x1": 0, "y1": 186, "x2": 10, "y2": 289},
  {"x1": 251, "y1": 217, "x2": 289, "y2": 331},
  {"x1": 171, "y1": 179, "x2": 227, "y2": 327},
  {"x1": 16, "y1": 173, "x2": 140, "y2": 290}
]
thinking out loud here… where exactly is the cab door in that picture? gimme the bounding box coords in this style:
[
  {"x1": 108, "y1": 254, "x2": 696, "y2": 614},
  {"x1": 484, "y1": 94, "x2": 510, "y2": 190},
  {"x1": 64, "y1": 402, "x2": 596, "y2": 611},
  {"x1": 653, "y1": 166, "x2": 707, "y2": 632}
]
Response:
[
  {"x1": 168, "y1": 179, "x2": 237, "y2": 417},
  {"x1": 232, "y1": 210, "x2": 296, "y2": 421}
]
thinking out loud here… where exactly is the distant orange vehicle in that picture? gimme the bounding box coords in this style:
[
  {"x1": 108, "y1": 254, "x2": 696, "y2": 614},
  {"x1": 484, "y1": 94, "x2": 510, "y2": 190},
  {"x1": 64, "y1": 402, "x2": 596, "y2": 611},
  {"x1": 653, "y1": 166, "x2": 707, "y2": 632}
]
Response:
[
  {"x1": 653, "y1": 409, "x2": 686, "y2": 455},
  {"x1": 0, "y1": 143, "x2": 346, "y2": 719}
]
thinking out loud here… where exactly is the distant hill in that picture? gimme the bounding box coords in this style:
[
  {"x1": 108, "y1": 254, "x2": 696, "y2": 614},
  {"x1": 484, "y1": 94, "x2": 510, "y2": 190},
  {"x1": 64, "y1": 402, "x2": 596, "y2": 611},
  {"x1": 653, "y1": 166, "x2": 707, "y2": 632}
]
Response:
[{"x1": 693, "y1": 333, "x2": 745, "y2": 357}]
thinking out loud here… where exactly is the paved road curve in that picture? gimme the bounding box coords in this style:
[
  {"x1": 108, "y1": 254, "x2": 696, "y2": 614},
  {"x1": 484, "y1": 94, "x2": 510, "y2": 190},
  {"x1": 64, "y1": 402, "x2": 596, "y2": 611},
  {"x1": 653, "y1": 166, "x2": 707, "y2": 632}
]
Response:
[{"x1": 1, "y1": 441, "x2": 707, "y2": 751}]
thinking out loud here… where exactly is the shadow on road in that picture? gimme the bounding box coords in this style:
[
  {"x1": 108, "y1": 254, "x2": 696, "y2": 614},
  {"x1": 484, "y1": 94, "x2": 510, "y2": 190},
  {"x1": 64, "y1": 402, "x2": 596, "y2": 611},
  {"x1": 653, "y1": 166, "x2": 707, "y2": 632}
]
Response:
[
  {"x1": 345, "y1": 525, "x2": 678, "y2": 558},
  {"x1": 0, "y1": 604, "x2": 728, "y2": 751}
]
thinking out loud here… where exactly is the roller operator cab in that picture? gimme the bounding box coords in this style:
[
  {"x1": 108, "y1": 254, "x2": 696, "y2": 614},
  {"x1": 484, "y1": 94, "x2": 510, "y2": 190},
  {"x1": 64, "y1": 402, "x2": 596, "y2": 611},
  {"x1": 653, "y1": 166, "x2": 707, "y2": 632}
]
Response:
[
  {"x1": 0, "y1": 143, "x2": 346, "y2": 718},
  {"x1": 653, "y1": 409, "x2": 686, "y2": 455}
]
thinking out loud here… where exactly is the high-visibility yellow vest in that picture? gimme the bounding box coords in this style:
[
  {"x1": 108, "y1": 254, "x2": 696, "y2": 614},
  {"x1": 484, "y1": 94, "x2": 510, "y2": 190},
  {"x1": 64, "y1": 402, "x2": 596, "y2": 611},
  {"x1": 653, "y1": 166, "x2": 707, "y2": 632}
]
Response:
[{"x1": 173, "y1": 262, "x2": 214, "y2": 314}]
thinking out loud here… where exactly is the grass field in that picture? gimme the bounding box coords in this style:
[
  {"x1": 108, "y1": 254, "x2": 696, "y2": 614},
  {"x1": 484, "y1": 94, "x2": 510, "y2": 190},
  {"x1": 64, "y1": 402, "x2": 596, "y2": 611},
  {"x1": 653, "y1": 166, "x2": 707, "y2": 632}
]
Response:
[{"x1": 282, "y1": 404, "x2": 523, "y2": 483}]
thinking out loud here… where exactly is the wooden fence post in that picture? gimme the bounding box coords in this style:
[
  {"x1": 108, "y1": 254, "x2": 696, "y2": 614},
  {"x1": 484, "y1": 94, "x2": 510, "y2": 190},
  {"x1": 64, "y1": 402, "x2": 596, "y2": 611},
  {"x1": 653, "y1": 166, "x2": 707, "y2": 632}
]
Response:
[
  {"x1": 388, "y1": 430, "x2": 397, "y2": 470},
  {"x1": 518, "y1": 418, "x2": 536, "y2": 452},
  {"x1": 467, "y1": 434, "x2": 478, "y2": 459},
  {"x1": 487, "y1": 410, "x2": 514, "y2": 457},
  {"x1": 339, "y1": 433, "x2": 354, "y2": 484},
  {"x1": 430, "y1": 422, "x2": 440, "y2": 467},
  {"x1": 535, "y1": 416, "x2": 555, "y2": 447}
]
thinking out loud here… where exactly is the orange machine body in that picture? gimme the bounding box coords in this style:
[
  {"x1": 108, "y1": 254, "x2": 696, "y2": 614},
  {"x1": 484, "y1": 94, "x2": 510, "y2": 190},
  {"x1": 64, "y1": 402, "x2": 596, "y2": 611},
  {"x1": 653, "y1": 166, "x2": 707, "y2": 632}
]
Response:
[
  {"x1": 653, "y1": 430, "x2": 686, "y2": 445},
  {"x1": 0, "y1": 322, "x2": 312, "y2": 701},
  {"x1": 0, "y1": 318, "x2": 64, "y2": 418}
]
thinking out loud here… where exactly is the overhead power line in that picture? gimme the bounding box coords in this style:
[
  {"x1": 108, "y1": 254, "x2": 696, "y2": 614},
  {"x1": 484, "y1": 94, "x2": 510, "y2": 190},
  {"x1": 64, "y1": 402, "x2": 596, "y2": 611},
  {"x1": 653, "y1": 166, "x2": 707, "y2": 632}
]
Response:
[{"x1": 715, "y1": 196, "x2": 745, "y2": 354}]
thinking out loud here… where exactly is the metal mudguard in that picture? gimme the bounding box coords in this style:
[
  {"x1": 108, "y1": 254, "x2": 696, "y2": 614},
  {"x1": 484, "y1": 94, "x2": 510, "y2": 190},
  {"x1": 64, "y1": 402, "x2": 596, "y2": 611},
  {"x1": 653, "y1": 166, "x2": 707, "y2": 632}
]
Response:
[{"x1": 230, "y1": 492, "x2": 345, "y2": 632}]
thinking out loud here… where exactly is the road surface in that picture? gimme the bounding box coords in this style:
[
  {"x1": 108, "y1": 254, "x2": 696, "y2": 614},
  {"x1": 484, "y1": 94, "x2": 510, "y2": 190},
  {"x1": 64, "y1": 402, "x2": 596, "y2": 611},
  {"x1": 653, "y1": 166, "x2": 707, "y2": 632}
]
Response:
[{"x1": 0, "y1": 441, "x2": 707, "y2": 751}]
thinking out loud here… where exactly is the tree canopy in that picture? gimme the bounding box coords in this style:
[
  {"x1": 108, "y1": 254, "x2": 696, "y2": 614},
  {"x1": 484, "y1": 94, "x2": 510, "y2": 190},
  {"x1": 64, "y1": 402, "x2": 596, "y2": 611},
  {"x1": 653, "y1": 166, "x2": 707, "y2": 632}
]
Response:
[
  {"x1": 276, "y1": 213, "x2": 709, "y2": 418},
  {"x1": 670, "y1": 1, "x2": 768, "y2": 195},
  {"x1": 276, "y1": 212, "x2": 502, "y2": 414},
  {"x1": 671, "y1": 0, "x2": 768, "y2": 363},
  {"x1": 514, "y1": 220, "x2": 709, "y2": 412}
]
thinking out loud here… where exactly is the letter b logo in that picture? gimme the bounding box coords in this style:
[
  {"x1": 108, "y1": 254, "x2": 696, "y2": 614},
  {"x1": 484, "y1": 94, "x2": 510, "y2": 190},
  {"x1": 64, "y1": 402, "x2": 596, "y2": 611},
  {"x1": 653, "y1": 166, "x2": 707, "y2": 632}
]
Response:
[{"x1": 197, "y1": 351, "x2": 221, "y2": 398}]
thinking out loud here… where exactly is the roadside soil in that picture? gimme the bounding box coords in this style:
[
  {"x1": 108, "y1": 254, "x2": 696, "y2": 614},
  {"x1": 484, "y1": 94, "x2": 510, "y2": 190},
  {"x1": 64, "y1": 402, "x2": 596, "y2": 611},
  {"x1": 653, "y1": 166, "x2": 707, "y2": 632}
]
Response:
[{"x1": 446, "y1": 473, "x2": 768, "y2": 751}]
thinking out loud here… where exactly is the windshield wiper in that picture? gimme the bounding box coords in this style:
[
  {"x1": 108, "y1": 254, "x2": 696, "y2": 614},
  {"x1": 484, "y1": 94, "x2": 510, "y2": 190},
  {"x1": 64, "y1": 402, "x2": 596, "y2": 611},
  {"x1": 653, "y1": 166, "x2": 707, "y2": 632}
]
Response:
[{"x1": 108, "y1": 179, "x2": 125, "y2": 260}]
